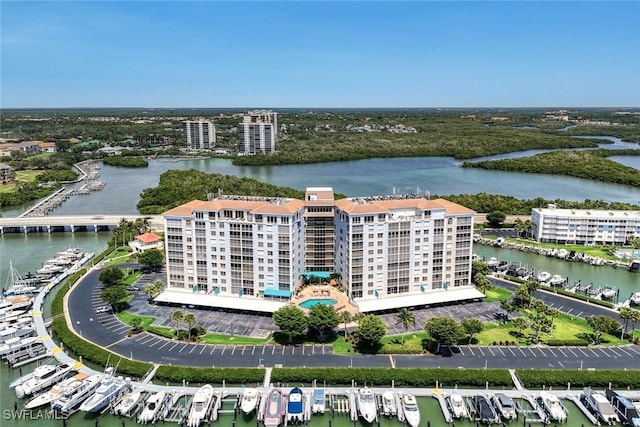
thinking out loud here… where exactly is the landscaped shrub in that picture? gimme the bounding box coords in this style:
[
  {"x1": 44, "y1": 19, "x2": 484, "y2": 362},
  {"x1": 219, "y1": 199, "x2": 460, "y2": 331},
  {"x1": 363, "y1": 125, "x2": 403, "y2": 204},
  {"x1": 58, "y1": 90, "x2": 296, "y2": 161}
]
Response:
[
  {"x1": 51, "y1": 317, "x2": 151, "y2": 378},
  {"x1": 517, "y1": 369, "x2": 640, "y2": 388},
  {"x1": 378, "y1": 342, "x2": 423, "y2": 354},
  {"x1": 546, "y1": 339, "x2": 589, "y2": 346},
  {"x1": 154, "y1": 366, "x2": 264, "y2": 385},
  {"x1": 271, "y1": 368, "x2": 512, "y2": 387}
]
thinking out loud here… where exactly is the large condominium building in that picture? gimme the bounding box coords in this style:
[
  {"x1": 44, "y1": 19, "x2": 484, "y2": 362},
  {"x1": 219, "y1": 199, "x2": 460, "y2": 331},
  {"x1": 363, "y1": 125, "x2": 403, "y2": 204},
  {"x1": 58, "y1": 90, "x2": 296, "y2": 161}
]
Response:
[
  {"x1": 532, "y1": 205, "x2": 640, "y2": 245},
  {"x1": 157, "y1": 190, "x2": 483, "y2": 313},
  {"x1": 183, "y1": 120, "x2": 216, "y2": 150},
  {"x1": 238, "y1": 110, "x2": 278, "y2": 155}
]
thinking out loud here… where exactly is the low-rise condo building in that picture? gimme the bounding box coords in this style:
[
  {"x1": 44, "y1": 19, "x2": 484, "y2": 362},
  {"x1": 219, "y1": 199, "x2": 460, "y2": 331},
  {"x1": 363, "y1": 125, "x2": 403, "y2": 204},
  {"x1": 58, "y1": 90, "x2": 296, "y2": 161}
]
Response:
[
  {"x1": 157, "y1": 189, "x2": 483, "y2": 313},
  {"x1": 532, "y1": 205, "x2": 640, "y2": 245}
]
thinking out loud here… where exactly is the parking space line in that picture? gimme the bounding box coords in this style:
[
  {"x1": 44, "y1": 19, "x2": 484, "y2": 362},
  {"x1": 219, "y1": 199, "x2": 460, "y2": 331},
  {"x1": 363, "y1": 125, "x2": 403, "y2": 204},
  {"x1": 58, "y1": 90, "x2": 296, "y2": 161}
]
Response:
[
  {"x1": 548, "y1": 348, "x2": 557, "y2": 358},
  {"x1": 157, "y1": 341, "x2": 169, "y2": 351},
  {"x1": 577, "y1": 348, "x2": 590, "y2": 357},
  {"x1": 251, "y1": 346, "x2": 256, "y2": 355},
  {"x1": 135, "y1": 334, "x2": 150, "y2": 342},
  {"x1": 168, "y1": 342, "x2": 179, "y2": 352},
  {"x1": 487, "y1": 347, "x2": 495, "y2": 356},
  {"x1": 497, "y1": 347, "x2": 505, "y2": 357},
  {"x1": 272, "y1": 346, "x2": 276, "y2": 355},
  {"x1": 616, "y1": 347, "x2": 632, "y2": 356},
  {"x1": 588, "y1": 348, "x2": 600, "y2": 358},
  {"x1": 567, "y1": 348, "x2": 578, "y2": 357},
  {"x1": 241, "y1": 345, "x2": 246, "y2": 355},
  {"x1": 178, "y1": 343, "x2": 188, "y2": 353},
  {"x1": 527, "y1": 348, "x2": 536, "y2": 358},
  {"x1": 518, "y1": 347, "x2": 527, "y2": 357},
  {"x1": 458, "y1": 347, "x2": 465, "y2": 356},
  {"x1": 478, "y1": 347, "x2": 485, "y2": 357},
  {"x1": 508, "y1": 347, "x2": 516, "y2": 357},
  {"x1": 282, "y1": 347, "x2": 286, "y2": 355},
  {"x1": 576, "y1": 311, "x2": 584, "y2": 317},
  {"x1": 147, "y1": 339, "x2": 161, "y2": 348},
  {"x1": 261, "y1": 346, "x2": 266, "y2": 355},
  {"x1": 467, "y1": 345, "x2": 475, "y2": 356},
  {"x1": 626, "y1": 346, "x2": 640, "y2": 356},
  {"x1": 200, "y1": 345, "x2": 207, "y2": 354},
  {"x1": 220, "y1": 346, "x2": 226, "y2": 355},
  {"x1": 301, "y1": 346, "x2": 305, "y2": 355},
  {"x1": 231, "y1": 346, "x2": 237, "y2": 355},
  {"x1": 189, "y1": 345, "x2": 198, "y2": 354}
]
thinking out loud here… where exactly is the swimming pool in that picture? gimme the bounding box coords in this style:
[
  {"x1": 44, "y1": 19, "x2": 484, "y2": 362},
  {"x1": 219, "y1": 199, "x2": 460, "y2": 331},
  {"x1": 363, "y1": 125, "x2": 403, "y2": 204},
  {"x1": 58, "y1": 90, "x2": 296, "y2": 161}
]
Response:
[{"x1": 298, "y1": 298, "x2": 338, "y2": 309}]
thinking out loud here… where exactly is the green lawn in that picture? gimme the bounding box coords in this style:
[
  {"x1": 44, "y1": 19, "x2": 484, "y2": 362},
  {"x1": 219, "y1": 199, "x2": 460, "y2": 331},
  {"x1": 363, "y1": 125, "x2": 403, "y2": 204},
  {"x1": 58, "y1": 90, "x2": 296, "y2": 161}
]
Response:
[
  {"x1": 0, "y1": 169, "x2": 46, "y2": 193},
  {"x1": 484, "y1": 287, "x2": 512, "y2": 303}
]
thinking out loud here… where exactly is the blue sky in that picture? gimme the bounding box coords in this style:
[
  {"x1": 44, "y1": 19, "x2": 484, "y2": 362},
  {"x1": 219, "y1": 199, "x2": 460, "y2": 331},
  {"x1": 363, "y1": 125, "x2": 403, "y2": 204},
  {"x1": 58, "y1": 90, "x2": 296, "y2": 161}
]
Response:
[{"x1": 1, "y1": 1, "x2": 639, "y2": 108}]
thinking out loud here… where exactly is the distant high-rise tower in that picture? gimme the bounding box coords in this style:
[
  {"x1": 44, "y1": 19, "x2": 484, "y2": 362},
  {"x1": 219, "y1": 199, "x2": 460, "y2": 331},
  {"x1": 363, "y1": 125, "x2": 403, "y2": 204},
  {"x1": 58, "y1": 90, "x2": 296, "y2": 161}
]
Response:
[
  {"x1": 183, "y1": 120, "x2": 216, "y2": 150},
  {"x1": 238, "y1": 110, "x2": 278, "y2": 155}
]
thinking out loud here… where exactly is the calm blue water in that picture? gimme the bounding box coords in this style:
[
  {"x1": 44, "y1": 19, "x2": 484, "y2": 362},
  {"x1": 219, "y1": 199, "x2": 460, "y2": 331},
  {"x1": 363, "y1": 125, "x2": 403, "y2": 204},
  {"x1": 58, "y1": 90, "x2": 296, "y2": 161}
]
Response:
[{"x1": 298, "y1": 298, "x2": 338, "y2": 309}]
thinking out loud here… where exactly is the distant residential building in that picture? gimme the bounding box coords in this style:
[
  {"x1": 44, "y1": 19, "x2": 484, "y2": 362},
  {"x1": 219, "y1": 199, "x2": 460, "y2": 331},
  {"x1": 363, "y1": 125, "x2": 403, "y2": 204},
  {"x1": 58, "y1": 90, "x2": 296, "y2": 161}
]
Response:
[
  {"x1": 238, "y1": 110, "x2": 278, "y2": 155},
  {"x1": 129, "y1": 232, "x2": 164, "y2": 253},
  {"x1": 37, "y1": 142, "x2": 57, "y2": 153},
  {"x1": 532, "y1": 205, "x2": 640, "y2": 245},
  {"x1": 0, "y1": 163, "x2": 14, "y2": 184},
  {"x1": 183, "y1": 120, "x2": 216, "y2": 150},
  {"x1": 0, "y1": 141, "x2": 42, "y2": 157}
]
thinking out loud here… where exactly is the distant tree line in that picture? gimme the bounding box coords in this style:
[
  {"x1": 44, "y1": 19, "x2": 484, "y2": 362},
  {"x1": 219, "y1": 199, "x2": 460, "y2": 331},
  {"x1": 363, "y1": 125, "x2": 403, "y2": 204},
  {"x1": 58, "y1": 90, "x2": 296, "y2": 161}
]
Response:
[{"x1": 102, "y1": 156, "x2": 149, "y2": 168}]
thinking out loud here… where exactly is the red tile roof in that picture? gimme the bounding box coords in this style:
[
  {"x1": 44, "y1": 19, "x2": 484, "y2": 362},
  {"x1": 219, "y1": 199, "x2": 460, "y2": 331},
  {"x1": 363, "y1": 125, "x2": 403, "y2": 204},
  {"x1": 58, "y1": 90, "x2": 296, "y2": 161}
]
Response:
[{"x1": 136, "y1": 232, "x2": 162, "y2": 243}]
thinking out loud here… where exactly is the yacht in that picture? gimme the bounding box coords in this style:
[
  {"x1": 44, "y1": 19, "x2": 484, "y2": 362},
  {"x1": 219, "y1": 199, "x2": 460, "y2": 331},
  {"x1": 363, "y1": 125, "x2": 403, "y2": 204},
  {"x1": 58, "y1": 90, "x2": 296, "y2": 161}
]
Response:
[
  {"x1": 79, "y1": 368, "x2": 127, "y2": 412},
  {"x1": 401, "y1": 394, "x2": 420, "y2": 427},
  {"x1": 24, "y1": 373, "x2": 88, "y2": 410},
  {"x1": 0, "y1": 325, "x2": 34, "y2": 344},
  {"x1": 536, "y1": 271, "x2": 551, "y2": 283},
  {"x1": 239, "y1": 387, "x2": 260, "y2": 415},
  {"x1": 52, "y1": 373, "x2": 102, "y2": 413},
  {"x1": 381, "y1": 390, "x2": 397, "y2": 417},
  {"x1": 0, "y1": 335, "x2": 38, "y2": 356},
  {"x1": 311, "y1": 388, "x2": 325, "y2": 414},
  {"x1": 187, "y1": 384, "x2": 214, "y2": 427},
  {"x1": 262, "y1": 388, "x2": 285, "y2": 427},
  {"x1": 447, "y1": 392, "x2": 469, "y2": 419},
  {"x1": 492, "y1": 393, "x2": 517, "y2": 421},
  {"x1": 605, "y1": 389, "x2": 640, "y2": 427},
  {"x1": 16, "y1": 362, "x2": 74, "y2": 398},
  {"x1": 474, "y1": 395, "x2": 500, "y2": 424},
  {"x1": 113, "y1": 387, "x2": 144, "y2": 417},
  {"x1": 538, "y1": 391, "x2": 568, "y2": 422},
  {"x1": 549, "y1": 274, "x2": 565, "y2": 286},
  {"x1": 138, "y1": 391, "x2": 168, "y2": 423},
  {"x1": 356, "y1": 387, "x2": 377, "y2": 424},
  {"x1": 486, "y1": 257, "x2": 499, "y2": 269},
  {"x1": 583, "y1": 387, "x2": 619, "y2": 425},
  {"x1": 286, "y1": 387, "x2": 304, "y2": 424}
]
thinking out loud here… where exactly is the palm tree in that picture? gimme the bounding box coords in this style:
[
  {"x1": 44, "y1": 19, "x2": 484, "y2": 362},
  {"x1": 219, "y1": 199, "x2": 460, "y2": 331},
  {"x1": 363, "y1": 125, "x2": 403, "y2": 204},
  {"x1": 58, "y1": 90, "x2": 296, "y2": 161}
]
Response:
[
  {"x1": 513, "y1": 218, "x2": 524, "y2": 238},
  {"x1": 619, "y1": 307, "x2": 634, "y2": 339},
  {"x1": 395, "y1": 308, "x2": 416, "y2": 344},
  {"x1": 523, "y1": 220, "x2": 534, "y2": 239},
  {"x1": 171, "y1": 310, "x2": 184, "y2": 335},
  {"x1": 183, "y1": 312, "x2": 196, "y2": 341},
  {"x1": 339, "y1": 311, "x2": 352, "y2": 338},
  {"x1": 473, "y1": 273, "x2": 493, "y2": 295},
  {"x1": 630, "y1": 310, "x2": 640, "y2": 342}
]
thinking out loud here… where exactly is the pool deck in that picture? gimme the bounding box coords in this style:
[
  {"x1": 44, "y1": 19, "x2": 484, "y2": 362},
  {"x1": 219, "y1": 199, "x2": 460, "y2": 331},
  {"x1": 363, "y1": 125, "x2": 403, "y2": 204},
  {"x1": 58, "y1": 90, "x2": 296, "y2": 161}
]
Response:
[{"x1": 292, "y1": 285, "x2": 359, "y2": 316}]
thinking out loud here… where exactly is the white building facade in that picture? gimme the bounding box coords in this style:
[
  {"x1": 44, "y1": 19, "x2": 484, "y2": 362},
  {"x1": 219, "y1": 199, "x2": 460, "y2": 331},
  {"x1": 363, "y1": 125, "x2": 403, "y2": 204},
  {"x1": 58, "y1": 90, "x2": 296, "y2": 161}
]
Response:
[
  {"x1": 532, "y1": 206, "x2": 640, "y2": 245},
  {"x1": 159, "y1": 191, "x2": 482, "y2": 313},
  {"x1": 238, "y1": 110, "x2": 278, "y2": 155},
  {"x1": 183, "y1": 120, "x2": 216, "y2": 150}
]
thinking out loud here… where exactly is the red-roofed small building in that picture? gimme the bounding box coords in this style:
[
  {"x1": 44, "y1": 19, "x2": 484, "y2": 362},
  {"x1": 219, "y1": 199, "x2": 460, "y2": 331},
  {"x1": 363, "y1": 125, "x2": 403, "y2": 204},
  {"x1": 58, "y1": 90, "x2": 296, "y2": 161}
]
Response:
[{"x1": 129, "y1": 232, "x2": 163, "y2": 253}]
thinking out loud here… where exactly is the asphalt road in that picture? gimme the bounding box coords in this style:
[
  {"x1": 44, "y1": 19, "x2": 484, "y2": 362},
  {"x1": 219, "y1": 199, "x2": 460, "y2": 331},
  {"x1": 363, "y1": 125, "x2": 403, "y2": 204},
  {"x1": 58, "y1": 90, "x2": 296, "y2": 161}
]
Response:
[{"x1": 66, "y1": 267, "x2": 640, "y2": 369}]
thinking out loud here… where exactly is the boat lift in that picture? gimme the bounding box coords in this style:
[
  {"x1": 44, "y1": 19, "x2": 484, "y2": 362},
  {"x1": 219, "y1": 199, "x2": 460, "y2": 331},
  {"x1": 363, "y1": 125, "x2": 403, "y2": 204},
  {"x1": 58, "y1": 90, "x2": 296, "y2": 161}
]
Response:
[
  {"x1": 566, "y1": 393, "x2": 601, "y2": 426},
  {"x1": 434, "y1": 391, "x2": 454, "y2": 423},
  {"x1": 521, "y1": 394, "x2": 549, "y2": 424}
]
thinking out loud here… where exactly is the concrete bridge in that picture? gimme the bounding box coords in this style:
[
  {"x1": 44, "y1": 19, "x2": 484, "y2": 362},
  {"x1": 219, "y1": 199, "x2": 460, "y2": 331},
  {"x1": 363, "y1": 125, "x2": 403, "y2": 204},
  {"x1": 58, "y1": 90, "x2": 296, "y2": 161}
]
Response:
[{"x1": 0, "y1": 214, "x2": 163, "y2": 234}]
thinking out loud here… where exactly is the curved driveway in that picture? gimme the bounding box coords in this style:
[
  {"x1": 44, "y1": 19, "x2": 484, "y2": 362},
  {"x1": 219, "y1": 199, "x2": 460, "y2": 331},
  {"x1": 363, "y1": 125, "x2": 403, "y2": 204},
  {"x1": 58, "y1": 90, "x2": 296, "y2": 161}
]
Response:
[{"x1": 67, "y1": 267, "x2": 640, "y2": 370}]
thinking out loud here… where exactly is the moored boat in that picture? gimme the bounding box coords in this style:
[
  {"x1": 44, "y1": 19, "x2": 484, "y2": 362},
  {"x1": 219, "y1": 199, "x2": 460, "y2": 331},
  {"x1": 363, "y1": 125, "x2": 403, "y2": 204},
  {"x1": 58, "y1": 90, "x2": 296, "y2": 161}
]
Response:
[
  {"x1": 536, "y1": 271, "x2": 551, "y2": 283},
  {"x1": 401, "y1": 394, "x2": 420, "y2": 427},
  {"x1": 538, "y1": 391, "x2": 568, "y2": 422},
  {"x1": 492, "y1": 393, "x2": 517, "y2": 421},
  {"x1": 79, "y1": 368, "x2": 127, "y2": 412},
  {"x1": 263, "y1": 388, "x2": 285, "y2": 427},
  {"x1": 286, "y1": 386, "x2": 304, "y2": 423},
  {"x1": 24, "y1": 373, "x2": 88, "y2": 410},
  {"x1": 582, "y1": 387, "x2": 619, "y2": 424},
  {"x1": 52, "y1": 373, "x2": 101, "y2": 413},
  {"x1": 16, "y1": 362, "x2": 73, "y2": 398},
  {"x1": 474, "y1": 394, "x2": 500, "y2": 424},
  {"x1": 549, "y1": 274, "x2": 566, "y2": 286},
  {"x1": 605, "y1": 389, "x2": 640, "y2": 427},
  {"x1": 113, "y1": 387, "x2": 144, "y2": 417},
  {"x1": 240, "y1": 387, "x2": 260, "y2": 415},
  {"x1": 447, "y1": 392, "x2": 469, "y2": 419},
  {"x1": 356, "y1": 387, "x2": 377, "y2": 424},
  {"x1": 187, "y1": 384, "x2": 214, "y2": 427},
  {"x1": 381, "y1": 390, "x2": 397, "y2": 417},
  {"x1": 311, "y1": 388, "x2": 325, "y2": 414},
  {"x1": 138, "y1": 391, "x2": 167, "y2": 423}
]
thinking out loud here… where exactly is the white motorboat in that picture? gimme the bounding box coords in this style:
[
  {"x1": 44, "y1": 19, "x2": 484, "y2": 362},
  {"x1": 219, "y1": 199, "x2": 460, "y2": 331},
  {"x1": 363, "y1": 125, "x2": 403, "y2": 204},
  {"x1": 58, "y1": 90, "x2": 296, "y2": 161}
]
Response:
[
  {"x1": 138, "y1": 391, "x2": 167, "y2": 423},
  {"x1": 312, "y1": 388, "x2": 325, "y2": 414},
  {"x1": 239, "y1": 387, "x2": 260, "y2": 415},
  {"x1": 492, "y1": 393, "x2": 517, "y2": 421},
  {"x1": 538, "y1": 391, "x2": 567, "y2": 422},
  {"x1": 536, "y1": 271, "x2": 551, "y2": 283},
  {"x1": 600, "y1": 286, "x2": 617, "y2": 300},
  {"x1": 113, "y1": 387, "x2": 144, "y2": 417},
  {"x1": 262, "y1": 388, "x2": 285, "y2": 427},
  {"x1": 556, "y1": 248, "x2": 569, "y2": 259},
  {"x1": 549, "y1": 274, "x2": 565, "y2": 286},
  {"x1": 381, "y1": 390, "x2": 397, "y2": 417},
  {"x1": 24, "y1": 373, "x2": 88, "y2": 410},
  {"x1": 447, "y1": 392, "x2": 469, "y2": 419},
  {"x1": 486, "y1": 257, "x2": 499, "y2": 268},
  {"x1": 356, "y1": 387, "x2": 377, "y2": 424},
  {"x1": 52, "y1": 373, "x2": 101, "y2": 413},
  {"x1": 630, "y1": 292, "x2": 640, "y2": 306},
  {"x1": 16, "y1": 362, "x2": 73, "y2": 398},
  {"x1": 401, "y1": 394, "x2": 420, "y2": 427},
  {"x1": 286, "y1": 387, "x2": 304, "y2": 423},
  {"x1": 79, "y1": 368, "x2": 127, "y2": 412},
  {"x1": 583, "y1": 387, "x2": 620, "y2": 424},
  {"x1": 187, "y1": 384, "x2": 214, "y2": 427},
  {"x1": 0, "y1": 335, "x2": 39, "y2": 355},
  {"x1": 0, "y1": 325, "x2": 34, "y2": 344}
]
